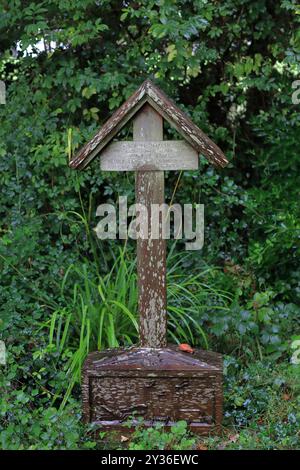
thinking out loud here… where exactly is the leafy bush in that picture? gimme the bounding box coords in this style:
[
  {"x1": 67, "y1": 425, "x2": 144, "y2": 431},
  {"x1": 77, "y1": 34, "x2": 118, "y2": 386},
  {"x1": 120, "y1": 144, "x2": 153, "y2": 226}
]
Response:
[
  {"x1": 1, "y1": 0, "x2": 299, "y2": 451},
  {"x1": 0, "y1": 348, "x2": 96, "y2": 450},
  {"x1": 201, "y1": 360, "x2": 300, "y2": 450},
  {"x1": 125, "y1": 420, "x2": 196, "y2": 451}
]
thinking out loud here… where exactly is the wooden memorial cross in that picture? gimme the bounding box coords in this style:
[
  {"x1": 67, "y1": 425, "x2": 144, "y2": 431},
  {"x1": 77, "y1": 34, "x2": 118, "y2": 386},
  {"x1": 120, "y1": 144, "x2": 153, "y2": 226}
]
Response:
[{"x1": 70, "y1": 80, "x2": 228, "y2": 434}]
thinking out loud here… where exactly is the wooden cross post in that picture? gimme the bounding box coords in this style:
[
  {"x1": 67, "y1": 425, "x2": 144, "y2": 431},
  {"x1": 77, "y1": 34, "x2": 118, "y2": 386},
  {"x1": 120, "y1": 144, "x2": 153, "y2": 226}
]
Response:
[
  {"x1": 70, "y1": 79, "x2": 228, "y2": 434},
  {"x1": 134, "y1": 105, "x2": 167, "y2": 348}
]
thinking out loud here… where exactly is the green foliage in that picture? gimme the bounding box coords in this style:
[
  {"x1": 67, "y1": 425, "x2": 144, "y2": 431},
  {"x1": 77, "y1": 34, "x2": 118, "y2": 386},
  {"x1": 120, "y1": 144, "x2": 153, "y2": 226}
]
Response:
[
  {"x1": 125, "y1": 419, "x2": 196, "y2": 451},
  {"x1": 33, "y1": 251, "x2": 232, "y2": 408},
  {"x1": 0, "y1": 402, "x2": 95, "y2": 450},
  {"x1": 0, "y1": 345, "x2": 96, "y2": 450},
  {"x1": 202, "y1": 360, "x2": 300, "y2": 450}
]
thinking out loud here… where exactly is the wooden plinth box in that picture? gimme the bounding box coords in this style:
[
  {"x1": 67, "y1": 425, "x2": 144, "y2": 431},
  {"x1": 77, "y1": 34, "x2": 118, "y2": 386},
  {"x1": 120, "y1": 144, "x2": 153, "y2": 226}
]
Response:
[{"x1": 82, "y1": 346, "x2": 222, "y2": 435}]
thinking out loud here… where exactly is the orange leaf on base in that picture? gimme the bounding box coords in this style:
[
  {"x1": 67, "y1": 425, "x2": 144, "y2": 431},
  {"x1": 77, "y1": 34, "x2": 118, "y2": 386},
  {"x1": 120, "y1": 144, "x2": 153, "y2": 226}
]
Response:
[{"x1": 179, "y1": 343, "x2": 195, "y2": 354}]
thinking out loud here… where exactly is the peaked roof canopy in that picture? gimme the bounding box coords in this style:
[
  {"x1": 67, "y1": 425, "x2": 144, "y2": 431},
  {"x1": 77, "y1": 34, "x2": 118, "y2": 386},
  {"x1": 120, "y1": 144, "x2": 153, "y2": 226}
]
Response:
[{"x1": 69, "y1": 79, "x2": 228, "y2": 170}]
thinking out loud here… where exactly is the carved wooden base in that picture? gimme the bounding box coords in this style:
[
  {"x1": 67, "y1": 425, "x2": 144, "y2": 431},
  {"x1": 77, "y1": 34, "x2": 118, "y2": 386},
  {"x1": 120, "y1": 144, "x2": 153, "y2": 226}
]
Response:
[{"x1": 82, "y1": 346, "x2": 222, "y2": 435}]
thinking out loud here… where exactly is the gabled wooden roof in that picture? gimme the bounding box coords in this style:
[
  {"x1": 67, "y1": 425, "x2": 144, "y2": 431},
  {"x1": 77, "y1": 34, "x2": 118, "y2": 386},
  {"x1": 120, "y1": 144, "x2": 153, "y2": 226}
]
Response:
[{"x1": 69, "y1": 79, "x2": 228, "y2": 170}]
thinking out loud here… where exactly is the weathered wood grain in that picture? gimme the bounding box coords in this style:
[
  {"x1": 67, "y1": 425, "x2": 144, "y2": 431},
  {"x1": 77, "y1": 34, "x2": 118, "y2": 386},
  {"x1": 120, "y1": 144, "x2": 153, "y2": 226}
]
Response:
[
  {"x1": 134, "y1": 105, "x2": 167, "y2": 349},
  {"x1": 69, "y1": 79, "x2": 228, "y2": 170},
  {"x1": 99, "y1": 140, "x2": 198, "y2": 171},
  {"x1": 82, "y1": 345, "x2": 223, "y2": 435},
  {"x1": 76, "y1": 81, "x2": 226, "y2": 436}
]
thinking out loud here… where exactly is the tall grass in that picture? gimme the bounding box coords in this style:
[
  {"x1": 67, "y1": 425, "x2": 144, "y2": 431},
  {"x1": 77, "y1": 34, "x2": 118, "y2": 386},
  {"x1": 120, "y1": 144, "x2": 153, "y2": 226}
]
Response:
[{"x1": 43, "y1": 246, "x2": 232, "y2": 409}]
